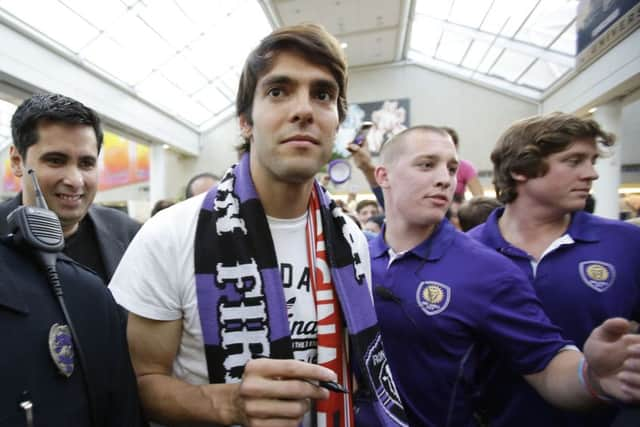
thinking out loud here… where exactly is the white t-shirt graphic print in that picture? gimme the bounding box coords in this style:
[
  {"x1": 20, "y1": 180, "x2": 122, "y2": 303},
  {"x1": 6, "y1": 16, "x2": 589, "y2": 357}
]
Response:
[{"x1": 267, "y1": 214, "x2": 318, "y2": 364}]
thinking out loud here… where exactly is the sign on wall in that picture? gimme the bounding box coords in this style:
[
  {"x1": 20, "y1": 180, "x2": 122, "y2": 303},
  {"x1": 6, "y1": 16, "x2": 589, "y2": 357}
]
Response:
[
  {"x1": 2, "y1": 157, "x2": 20, "y2": 193},
  {"x1": 98, "y1": 131, "x2": 150, "y2": 191},
  {"x1": 576, "y1": 0, "x2": 640, "y2": 69}
]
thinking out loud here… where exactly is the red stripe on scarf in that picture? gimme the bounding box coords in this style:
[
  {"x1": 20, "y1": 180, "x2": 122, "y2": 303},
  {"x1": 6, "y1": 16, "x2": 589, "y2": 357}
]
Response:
[{"x1": 307, "y1": 186, "x2": 354, "y2": 427}]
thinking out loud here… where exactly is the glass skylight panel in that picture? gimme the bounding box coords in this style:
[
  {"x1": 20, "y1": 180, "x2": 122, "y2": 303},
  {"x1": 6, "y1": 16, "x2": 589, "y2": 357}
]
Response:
[
  {"x1": 59, "y1": 0, "x2": 127, "y2": 31},
  {"x1": 476, "y1": 45, "x2": 503, "y2": 73},
  {"x1": 518, "y1": 59, "x2": 570, "y2": 90},
  {"x1": 449, "y1": 0, "x2": 493, "y2": 28},
  {"x1": 415, "y1": 0, "x2": 453, "y2": 20},
  {"x1": 461, "y1": 40, "x2": 491, "y2": 70},
  {"x1": 219, "y1": 68, "x2": 241, "y2": 98},
  {"x1": 159, "y1": 55, "x2": 208, "y2": 95},
  {"x1": 550, "y1": 22, "x2": 577, "y2": 55},
  {"x1": 515, "y1": 0, "x2": 578, "y2": 47},
  {"x1": 480, "y1": 0, "x2": 539, "y2": 37},
  {"x1": 135, "y1": 72, "x2": 211, "y2": 126},
  {"x1": 106, "y1": 13, "x2": 174, "y2": 76},
  {"x1": 410, "y1": 0, "x2": 579, "y2": 99},
  {"x1": 0, "y1": 0, "x2": 273, "y2": 130},
  {"x1": 218, "y1": 1, "x2": 271, "y2": 59},
  {"x1": 170, "y1": 96, "x2": 212, "y2": 126},
  {"x1": 136, "y1": 72, "x2": 186, "y2": 110},
  {"x1": 185, "y1": 36, "x2": 236, "y2": 81},
  {"x1": 435, "y1": 31, "x2": 471, "y2": 64},
  {"x1": 409, "y1": 15, "x2": 442, "y2": 57},
  {"x1": 193, "y1": 84, "x2": 231, "y2": 115},
  {"x1": 81, "y1": 35, "x2": 153, "y2": 85},
  {"x1": 1, "y1": 0, "x2": 98, "y2": 52},
  {"x1": 490, "y1": 49, "x2": 535, "y2": 82},
  {"x1": 137, "y1": 1, "x2": 200, "y2": 50},
  {"x1": 176, "y1": 0, "x2": 239, "y2": 29}
]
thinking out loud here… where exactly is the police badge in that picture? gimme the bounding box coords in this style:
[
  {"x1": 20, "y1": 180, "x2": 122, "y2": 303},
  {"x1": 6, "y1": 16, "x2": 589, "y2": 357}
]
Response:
[
  {"x1": 48, "y1": 323, "x2": 74, "y2": 377},
  {"x1": 579, "y1": 261, "x2": 616, "y2": 293}
]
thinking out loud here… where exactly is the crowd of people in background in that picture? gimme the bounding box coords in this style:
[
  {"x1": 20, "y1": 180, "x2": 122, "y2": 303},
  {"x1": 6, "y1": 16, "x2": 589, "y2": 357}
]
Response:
[{"x1": 2, "y1": 22, "x2": 640, "y2": 427}]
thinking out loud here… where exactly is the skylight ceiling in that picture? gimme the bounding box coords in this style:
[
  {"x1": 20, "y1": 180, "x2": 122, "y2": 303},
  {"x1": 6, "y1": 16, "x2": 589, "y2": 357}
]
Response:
[
  {"x1": 0, "y1": 0, "x2": 272, "y2": 130},
  {"x1": 0, "y1": 98, "x2": 16, "y2": 153},
  {"x1": 409, "y1": 0, "x2": 578, "y2": 100}
]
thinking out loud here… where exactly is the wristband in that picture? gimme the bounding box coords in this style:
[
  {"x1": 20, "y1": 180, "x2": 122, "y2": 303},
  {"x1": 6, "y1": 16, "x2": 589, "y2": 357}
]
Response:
[{"x1": 578, "y1": 356, "x2": 613, "y2": 403}]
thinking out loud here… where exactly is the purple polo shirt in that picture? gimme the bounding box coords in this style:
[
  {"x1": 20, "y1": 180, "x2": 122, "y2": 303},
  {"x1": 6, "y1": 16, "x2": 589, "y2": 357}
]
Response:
[
  {"x1": 371, "y1": 219, "x2": 571, "y2": 427},
  {"x1": 468, "y1": 208, "x2": 640, "y2": 427}
]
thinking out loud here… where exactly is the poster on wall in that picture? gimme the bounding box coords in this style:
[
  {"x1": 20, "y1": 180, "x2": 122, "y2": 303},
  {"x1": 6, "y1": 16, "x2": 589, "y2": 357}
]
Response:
[
  {"x1": 576, "y1": 0, "x2": 640, "y2": 68},
  {"x1": 98, "y1": 131, "x2": 150, "y2": 191},
  {"x1": 334, "y1": 98, "x2": 410, "y2": 158},
  {"x1": 2, "y1": 157, "x2": 20, "y2": 193}
]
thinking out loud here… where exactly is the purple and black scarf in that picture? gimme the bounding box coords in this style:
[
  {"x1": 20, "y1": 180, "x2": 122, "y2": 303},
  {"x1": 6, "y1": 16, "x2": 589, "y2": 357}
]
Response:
[{"x1": 194, "y1": 153, "x2": 407, "y2": 426}]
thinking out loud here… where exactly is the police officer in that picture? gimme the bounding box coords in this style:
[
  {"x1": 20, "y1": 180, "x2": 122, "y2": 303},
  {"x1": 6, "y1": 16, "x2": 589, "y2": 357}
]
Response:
[{"x1": 0, "y1": 234, "x2": 144, "y2": 426}]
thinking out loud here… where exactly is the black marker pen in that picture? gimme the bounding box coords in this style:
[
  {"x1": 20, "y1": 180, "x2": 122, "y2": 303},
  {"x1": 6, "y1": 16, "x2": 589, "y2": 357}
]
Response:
[{"x1": 250, "y1": 355, "x2": 348, "y2": 393}]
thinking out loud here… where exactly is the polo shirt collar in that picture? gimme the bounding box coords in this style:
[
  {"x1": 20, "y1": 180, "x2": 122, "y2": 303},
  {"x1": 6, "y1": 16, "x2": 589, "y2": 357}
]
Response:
[
  {"x1": 370, "y1": 219, "x2": 456, "y2": 261},
  {"x1": 566, "y1": 210, "x2": 600, "y2": 242},
  {"x1": 480, "y1": 207, "x2": 599, "y2": 253}
]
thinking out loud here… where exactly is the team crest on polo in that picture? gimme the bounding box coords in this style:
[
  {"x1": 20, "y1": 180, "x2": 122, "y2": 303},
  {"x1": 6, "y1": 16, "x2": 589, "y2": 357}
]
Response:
[
  {"x1": 416, "y1": 281, "x2": 451, "y2": 316},
  {"x1": 579, "y1": 261, "x2": 616, "y2": 293},
  {"x1": 48, "y1": 323, "x2": 74, "y2": 377}
]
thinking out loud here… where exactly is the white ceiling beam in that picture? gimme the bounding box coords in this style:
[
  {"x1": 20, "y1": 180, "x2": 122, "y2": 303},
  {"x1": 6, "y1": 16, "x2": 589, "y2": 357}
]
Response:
[
  {"x1": 258, "y1": 0, "x2": 281, "y2": 29},
  {"x1": 395, "y1": 0, "x2": 415, "y2": 61}
]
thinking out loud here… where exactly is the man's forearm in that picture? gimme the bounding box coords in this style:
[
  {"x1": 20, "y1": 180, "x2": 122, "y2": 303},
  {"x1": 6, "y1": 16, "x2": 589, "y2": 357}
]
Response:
[
  {"x1": 360, "y1": 163, "x2": 377, "y2": 188},
  {"x1": 138, "y1": 374, "x2": 239, "y2": 425},
  {"x1": 525, "y1": 350, "x2": 599, "y2": 410}
]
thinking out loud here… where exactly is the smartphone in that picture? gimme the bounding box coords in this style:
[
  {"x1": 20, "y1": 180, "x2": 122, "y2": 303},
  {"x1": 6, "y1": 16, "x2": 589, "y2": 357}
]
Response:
[{"x1": 353, "y1": 122, "x2": 373, "y2": 146}]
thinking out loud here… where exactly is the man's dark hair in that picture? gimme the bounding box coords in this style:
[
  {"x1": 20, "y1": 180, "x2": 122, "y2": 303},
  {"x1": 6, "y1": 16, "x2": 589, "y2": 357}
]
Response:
[
  {"x1": 584, "y1": 194, "x2": 596, "y2": 214},
  {"x1": 151, "y1": 199, "x2": 175, "y2": 217},
  {"x1": 491, "y1": 112, "x2": 615, "y2": 204},
  {"x1": 185, "y1": 172, "x2": 220, "y2": 199},
  {"x1": 458, "y1": 197, "x2": 502, "y2": 232},
  {"x1": 236, "y1": 23, "x2": 348, "y2": 153},
  {"x1": 11, "y1": 93, "x2": 104, "y2": 159},
  {"x1": 355, "y1": 199, "x2": 379, "y2": 214}
]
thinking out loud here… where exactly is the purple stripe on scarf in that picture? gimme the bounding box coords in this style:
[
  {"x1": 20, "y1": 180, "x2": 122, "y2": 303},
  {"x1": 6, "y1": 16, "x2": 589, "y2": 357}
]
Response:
[
  {"x1": 234, "y1": 154, "x2": 259, "y2": 203},
  {"x1": 261, "y1": 267, "x2": 291, "y2": 342},
  {"x1": 195, "y1": 273, "x2": 222, "y2": 345},
  {"x1": 331, "y1": 265, "x2": 377, "y2": 333},
  {"x1": 201, "y1": 187, "x2": 218, "y2": 212}
]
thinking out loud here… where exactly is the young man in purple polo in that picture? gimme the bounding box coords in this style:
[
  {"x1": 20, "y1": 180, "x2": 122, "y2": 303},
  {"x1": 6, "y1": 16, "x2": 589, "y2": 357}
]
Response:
[
  {"x1": 370, "y1": 124, "x2": 640, "y2": 427},
  {"x1": 467, "y1": 112, "x2": 640, "y2": 427}
]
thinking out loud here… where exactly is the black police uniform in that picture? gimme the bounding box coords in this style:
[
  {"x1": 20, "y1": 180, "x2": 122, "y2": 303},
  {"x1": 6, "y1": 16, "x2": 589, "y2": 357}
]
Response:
[{"x1": 0, "y1": 236, "x2": 143, "y2": 426}]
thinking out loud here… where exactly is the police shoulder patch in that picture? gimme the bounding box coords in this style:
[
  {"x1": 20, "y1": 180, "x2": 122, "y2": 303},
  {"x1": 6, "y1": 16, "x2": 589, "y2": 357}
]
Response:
[
  {"x1": 579, "y1": 261, "x2": 616, "y2": 293},
  {"x1": 416, "y1": 281, "x2": 451, "y2": 316}
]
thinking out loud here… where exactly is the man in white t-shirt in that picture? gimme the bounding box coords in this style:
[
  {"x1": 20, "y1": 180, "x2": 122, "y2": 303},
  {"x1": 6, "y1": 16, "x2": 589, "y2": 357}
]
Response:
[{"x1": 110, "y1": 24, "x2": 406, "y2": 427}]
